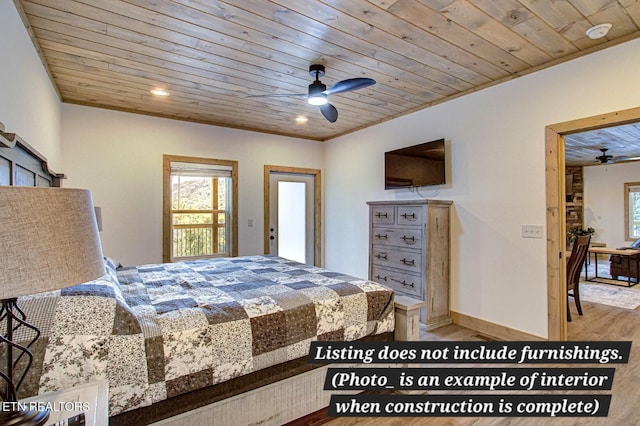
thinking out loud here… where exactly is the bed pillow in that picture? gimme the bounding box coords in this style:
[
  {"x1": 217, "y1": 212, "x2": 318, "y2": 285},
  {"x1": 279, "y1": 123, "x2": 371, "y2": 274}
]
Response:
[{"x1": 104, "y1": 256, "x2": 122, "y2": 272}]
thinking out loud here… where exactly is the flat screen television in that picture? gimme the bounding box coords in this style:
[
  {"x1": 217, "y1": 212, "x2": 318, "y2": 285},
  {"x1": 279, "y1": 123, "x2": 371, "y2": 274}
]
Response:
[{"x1": 385, "y1": 138, "x2": 446, "y2": 189}]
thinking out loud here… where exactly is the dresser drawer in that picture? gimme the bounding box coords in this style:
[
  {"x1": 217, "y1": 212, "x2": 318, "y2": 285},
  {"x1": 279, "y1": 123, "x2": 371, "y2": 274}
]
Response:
[
  {"x1": 397, "y1": 206, "x2": 423, "y2": 226},
  {"x1": 371, "y1": 266, "x2": 421, "y2": 298},
  {"x1": 372, "y1": 227, "x2": 422, "y2": 248},
  {"x1": 371, "y1": 205, "x2": 394, "y2": 225},
  {"x1": 371, "y1": 246, "x2": 423, "y2": 272}
]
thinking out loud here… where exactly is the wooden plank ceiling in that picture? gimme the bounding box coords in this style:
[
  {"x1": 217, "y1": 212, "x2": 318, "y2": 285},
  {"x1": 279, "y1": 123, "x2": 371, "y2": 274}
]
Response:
[
  {"x1": 565, "y1": 122, "x2": 640, "y2": 167},
  {"x1": 14, "y1": 0, "x2": 640, "y2": 141}
]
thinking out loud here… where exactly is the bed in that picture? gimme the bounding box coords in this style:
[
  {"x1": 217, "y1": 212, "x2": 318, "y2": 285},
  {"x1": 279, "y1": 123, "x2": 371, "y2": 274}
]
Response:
[
  {"x1": 2, "y1": 125, "x2": 399, "y2": 425},
  {"x1": 16, "y1": 255, "x2": 394, "y2": 424}
]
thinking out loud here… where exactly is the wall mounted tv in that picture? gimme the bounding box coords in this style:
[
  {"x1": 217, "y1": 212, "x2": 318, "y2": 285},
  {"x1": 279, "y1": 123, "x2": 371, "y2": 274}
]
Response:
[{"x1": 385, "y1": 138, "x2": 446, "y2": 189}]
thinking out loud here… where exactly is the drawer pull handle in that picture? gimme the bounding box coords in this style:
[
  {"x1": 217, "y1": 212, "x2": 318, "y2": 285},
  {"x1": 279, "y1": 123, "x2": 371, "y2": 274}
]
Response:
[
  {"x1": 375, "y1": 233, "x2": 388, "y2": 239},
  {"x1": 401, "y1": 258, "x2": 415, "y2": 266},
  {"x1": 402, "y1": 236, "x2": 415, "y2": 242},
  {"x1": 375, "y1": 274, "x2": 387, "y2": 281},
  {"x1": 392, "y1": 278, "x2": 415, "y2": 288},
  {"x1": 376, "y1": 253, "x2": 388, "y2": 260},
  {"x1": 401, "y1": 213, "x2": 416, "y2": 219},
  {"x1": 375, "y1": 212, "x2": 388, "y2": 218}
]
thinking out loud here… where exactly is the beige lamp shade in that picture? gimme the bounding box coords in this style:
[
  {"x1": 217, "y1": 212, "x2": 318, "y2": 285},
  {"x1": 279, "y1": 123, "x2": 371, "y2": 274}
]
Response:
[{"x1": 0, "y1": 187, "x2": 105, "y2": 299}]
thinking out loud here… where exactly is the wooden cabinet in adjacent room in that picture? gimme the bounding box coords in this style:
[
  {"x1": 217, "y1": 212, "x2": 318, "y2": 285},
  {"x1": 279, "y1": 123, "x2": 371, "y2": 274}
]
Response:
[{"x1": 367, "y1": 199, "x2": 452, "y2": 330}]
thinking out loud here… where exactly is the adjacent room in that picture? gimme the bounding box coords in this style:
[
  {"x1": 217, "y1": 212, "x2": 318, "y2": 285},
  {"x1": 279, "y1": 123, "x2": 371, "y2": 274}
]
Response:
[
  {"x1": 565, "y1": 126, "x2": 640, "y2": 313},
  {"x1": 2, "y1": 1, "x2": 640, "y2": 424}
]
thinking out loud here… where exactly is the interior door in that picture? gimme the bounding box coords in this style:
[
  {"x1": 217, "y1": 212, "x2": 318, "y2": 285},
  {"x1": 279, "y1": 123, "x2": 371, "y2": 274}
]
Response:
[{"x1": 268, "y1": 172, "x2": 315, "y2": 265}]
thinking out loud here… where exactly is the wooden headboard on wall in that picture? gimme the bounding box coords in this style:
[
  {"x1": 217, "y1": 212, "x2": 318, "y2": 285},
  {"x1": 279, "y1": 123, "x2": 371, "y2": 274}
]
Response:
[{"x1": 0, "y1": 121, "x2": 65, "y2": 187}]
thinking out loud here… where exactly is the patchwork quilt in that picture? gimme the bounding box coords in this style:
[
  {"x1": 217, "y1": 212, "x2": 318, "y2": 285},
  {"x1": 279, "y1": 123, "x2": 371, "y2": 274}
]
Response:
[{"x1": 16, "y1": 255, "x2": 394, "y2": 417}]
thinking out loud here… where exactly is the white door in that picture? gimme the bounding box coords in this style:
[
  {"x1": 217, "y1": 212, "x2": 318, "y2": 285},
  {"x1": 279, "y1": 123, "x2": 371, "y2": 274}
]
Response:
[{"x1": 269, "y1": 172, "x2": 315, "y2": 265}]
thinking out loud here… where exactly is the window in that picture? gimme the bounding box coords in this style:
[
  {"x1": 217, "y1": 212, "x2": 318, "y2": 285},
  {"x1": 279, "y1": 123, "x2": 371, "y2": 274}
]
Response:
[
  {"x1": 625, "y1": 182, "x2": 640, "y2": 241},
  {"x1": 163, "y1": 155, "x2": 238, "y2": 262}
]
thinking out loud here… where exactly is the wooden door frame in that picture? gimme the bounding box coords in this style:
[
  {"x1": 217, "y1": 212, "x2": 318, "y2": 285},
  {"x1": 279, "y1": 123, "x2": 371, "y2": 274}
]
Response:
[
  {"x1": 264, "y1": 165, "x2": 322, "y2": 266},
  {"x1": 545, "y1": 106, "x2": 640, "y2": 340}
]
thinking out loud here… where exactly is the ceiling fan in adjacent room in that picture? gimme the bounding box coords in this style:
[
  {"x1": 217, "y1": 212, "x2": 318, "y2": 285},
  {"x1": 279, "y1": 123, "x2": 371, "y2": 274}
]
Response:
[
  {"x1": 595, "y1": 148, "x2": 640, "y2": 164},
  {"x1": 251, "y1": 64, "x2": 376, "y2": 123}
]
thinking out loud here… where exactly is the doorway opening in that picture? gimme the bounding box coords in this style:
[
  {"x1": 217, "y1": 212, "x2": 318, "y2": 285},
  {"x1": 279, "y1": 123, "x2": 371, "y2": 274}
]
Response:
[
  {"x1": 264, "y1": 165, "x2": 321, "y2": 266},
  {"x1": 545, "y1": 106, "x2": 640, "y2": 340}
]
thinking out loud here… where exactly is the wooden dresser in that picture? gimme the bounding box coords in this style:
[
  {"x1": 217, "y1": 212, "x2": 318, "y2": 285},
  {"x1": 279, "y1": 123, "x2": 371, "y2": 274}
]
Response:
[{"x1": 367, "y1": 199, "x2": 452, "y2": 330}]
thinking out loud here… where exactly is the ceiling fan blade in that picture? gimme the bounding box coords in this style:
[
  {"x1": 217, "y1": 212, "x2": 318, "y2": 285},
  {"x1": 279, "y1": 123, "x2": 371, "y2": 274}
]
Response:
[
  {"x1": 326, "y1": 78, "x2": 376, "y2": 95},
  {"x1": 320, "y1": 103, "x2": 338, "y2": 123},
  {"x1": 614, "y1": 156, "x2": 640, "y2": 162},
  {"x1": 246, "y1": 93, "x2": 307, "y2": 98}
]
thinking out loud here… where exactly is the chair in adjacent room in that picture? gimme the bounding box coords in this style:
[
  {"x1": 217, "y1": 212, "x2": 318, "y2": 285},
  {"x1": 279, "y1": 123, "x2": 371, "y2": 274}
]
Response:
[{"x1": 567, "y1": 234, "x2": 591, "y2": 322}]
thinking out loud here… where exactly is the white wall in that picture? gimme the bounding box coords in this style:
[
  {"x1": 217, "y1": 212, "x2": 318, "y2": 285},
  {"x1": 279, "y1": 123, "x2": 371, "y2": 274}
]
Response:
[
  {"x1": 7, "y1": 0, "x2": 640, "y2": 338},
  {"x1": 0, "y1": 2, "x2": 61, "y2": 168},
  {"x1": 61, "y1": 104, "x2": 324, "y2": 266},
  {"x1": 324, "y1": 38, "x2": 640, "y2": 338},
  {"x1": 584, "y1": 162, "x2": 640, "y2": 248}
]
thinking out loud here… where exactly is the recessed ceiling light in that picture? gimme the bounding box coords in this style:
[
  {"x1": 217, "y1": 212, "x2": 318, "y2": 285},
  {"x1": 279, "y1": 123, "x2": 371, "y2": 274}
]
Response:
[
  {"x1": 150, "y1": 88, "x2": 170, "y2": 96},
  {"x1": 586, "y1": 23, "x2": 612, "y2": 40},
  {"x1": 295, "y1": 116, "x2": 308, "y2": 124}
]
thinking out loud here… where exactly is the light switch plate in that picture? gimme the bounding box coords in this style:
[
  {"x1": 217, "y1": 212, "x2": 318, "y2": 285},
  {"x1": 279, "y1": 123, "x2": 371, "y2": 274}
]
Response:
[{"x1": 522, "y1": 224, "x2": 544, "y2": 239}]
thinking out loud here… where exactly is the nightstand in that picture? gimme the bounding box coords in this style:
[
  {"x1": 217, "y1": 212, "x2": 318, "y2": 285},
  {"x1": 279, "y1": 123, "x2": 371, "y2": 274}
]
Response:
[{"x1": 21, "y1": 380, "x2": 108, "y2": 426}]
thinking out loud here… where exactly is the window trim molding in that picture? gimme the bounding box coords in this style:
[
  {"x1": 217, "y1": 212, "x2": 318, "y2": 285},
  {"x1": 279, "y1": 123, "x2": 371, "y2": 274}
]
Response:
[
  {"x1": 624, "y1": 181, "x2": 640, "y2": 242},
  {"x1": 163, "y1": 154, "x2": 238, "y2": 262}
]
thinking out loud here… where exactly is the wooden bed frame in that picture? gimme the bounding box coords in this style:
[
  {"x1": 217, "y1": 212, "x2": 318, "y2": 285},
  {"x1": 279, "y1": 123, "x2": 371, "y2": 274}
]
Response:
[
  {"x1": 1, "y1": 123, "x2": 422, "y2": 425},
  {"x1": 0, "y1": 121, "x2": 65, "y2": 187}
]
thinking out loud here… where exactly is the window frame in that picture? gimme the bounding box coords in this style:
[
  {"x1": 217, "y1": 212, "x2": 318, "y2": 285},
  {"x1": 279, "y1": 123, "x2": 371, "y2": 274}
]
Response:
[
  {"x1": 163, "y1": 154, "x2": 238, "y2": 262},
  {"x1": 624, "y1": 181, "x2": 640, "y2": 242}
]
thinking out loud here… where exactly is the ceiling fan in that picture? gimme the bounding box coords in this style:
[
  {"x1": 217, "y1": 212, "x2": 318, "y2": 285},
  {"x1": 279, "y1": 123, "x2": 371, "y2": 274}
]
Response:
[
  {"x1": 595, "y1": 148, "x2": 640, "y2": 164},
  {"x1": 595, "y1": 148, "x2": 613, "y2": 163},
  {"x1": 251, "y1": 64, "x2": 376, "y2": 123}
]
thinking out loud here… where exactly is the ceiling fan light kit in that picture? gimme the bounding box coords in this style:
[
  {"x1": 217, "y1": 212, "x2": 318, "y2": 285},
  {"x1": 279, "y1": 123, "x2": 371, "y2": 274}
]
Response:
[
  {"x1": 307, "y1": 81, "x2": 328, "y2": 106},
  {"x1": 308, "y1": 95, "x2": 327, "y2": 106}
]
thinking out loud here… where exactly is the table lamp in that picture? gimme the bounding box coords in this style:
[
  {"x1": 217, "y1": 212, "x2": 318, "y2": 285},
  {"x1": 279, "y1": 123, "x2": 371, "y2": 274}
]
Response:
[{"x1": 0, "y1": 187, "x2": 104, "y2": 425}]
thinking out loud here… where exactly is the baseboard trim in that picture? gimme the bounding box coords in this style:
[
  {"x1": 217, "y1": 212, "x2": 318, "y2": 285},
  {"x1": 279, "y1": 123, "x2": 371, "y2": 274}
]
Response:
[{"x1": 450, "y1": 311, "x2": 546, "y2": 341}]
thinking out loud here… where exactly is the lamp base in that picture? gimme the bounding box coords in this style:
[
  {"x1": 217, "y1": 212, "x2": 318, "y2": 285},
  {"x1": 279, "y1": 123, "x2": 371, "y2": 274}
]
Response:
[{"x1": 0, "y1": 407, "x2": 49, "y2": 426}]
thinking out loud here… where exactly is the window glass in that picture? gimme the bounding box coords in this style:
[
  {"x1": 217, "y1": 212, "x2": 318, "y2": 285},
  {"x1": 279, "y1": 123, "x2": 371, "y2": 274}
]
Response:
[
  {"x1": 163, "y1": 156, "x2": 237, "y2": 261},
  {"x1": 625, "y1": 182, "x2": 640, "y2": 240}
]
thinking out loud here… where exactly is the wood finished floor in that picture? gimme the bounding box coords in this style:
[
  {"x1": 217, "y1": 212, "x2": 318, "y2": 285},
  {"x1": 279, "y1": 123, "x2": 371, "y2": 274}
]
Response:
[{"x1": 325, "y1": 300, "x2": 640, "y2": 426}]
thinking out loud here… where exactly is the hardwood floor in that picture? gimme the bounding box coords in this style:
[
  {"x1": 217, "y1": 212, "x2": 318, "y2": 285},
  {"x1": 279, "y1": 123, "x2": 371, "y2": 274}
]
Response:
[{"x1": 325, "y1": 300, "x2": 640, "y2": 426}]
